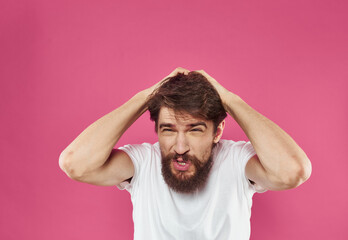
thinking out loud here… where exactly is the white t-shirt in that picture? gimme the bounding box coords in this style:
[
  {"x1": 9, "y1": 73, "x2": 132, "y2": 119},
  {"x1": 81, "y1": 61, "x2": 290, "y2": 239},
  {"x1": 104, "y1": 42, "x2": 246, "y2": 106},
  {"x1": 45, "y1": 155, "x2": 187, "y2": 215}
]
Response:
[{"x1": 117, "y1": 139, "x2": 267, "y2": 240}]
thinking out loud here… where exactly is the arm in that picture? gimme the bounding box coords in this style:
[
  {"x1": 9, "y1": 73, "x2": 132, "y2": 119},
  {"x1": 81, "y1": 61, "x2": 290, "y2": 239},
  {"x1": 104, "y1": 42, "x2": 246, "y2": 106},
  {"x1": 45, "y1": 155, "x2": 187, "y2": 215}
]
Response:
[
  {"x1": 193, "y1": 70, "x2": 312, "y2": 191},
  {"x1": 59, "y1": 67, "x2": 190, "y2": 186},
  {"x1": 58, "y1": 90, "x2": 148, "y2": 185}
]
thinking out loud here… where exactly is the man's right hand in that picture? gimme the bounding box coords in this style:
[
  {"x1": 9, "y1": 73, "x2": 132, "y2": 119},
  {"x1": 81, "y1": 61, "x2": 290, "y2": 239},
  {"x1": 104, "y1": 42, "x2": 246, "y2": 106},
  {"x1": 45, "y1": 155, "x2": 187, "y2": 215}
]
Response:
[
  {"x1": 144, "y1": 67, "x2": 190, "y2": 98},
  {"x1": 59, "y1": 67, "x2": 190, "y2": 186}
]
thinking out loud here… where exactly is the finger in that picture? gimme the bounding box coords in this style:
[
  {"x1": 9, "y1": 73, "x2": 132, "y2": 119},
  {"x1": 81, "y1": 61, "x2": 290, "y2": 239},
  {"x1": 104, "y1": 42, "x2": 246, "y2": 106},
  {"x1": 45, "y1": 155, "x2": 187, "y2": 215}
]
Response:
[
  {"x1": 175, "y1": 67, "x2": 190, "y2": 75},
  {"x1": 168, "y1": 67, "x2": 190, "y2": 77},
  {"x1": 191, "y1": 70, "x2": 203, "y2": 73},
  {"x1": 191, "y1": 70, "x2": 205, "y2": 76}
]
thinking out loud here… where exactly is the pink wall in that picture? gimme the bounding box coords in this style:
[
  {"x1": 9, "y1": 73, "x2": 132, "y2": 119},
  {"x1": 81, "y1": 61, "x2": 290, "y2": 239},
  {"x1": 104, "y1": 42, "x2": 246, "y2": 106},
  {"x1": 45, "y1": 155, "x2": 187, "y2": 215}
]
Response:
[{"x1": 1, "y1": 0, "x2": 347, "y2": 239}]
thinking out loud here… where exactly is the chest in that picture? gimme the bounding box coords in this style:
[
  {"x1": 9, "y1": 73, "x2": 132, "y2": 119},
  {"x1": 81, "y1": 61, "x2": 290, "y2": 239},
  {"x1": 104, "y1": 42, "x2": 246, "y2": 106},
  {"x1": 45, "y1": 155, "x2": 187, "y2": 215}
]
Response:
[{"x1": 131, "y1": 160, "x2": 250, "y2": 239}]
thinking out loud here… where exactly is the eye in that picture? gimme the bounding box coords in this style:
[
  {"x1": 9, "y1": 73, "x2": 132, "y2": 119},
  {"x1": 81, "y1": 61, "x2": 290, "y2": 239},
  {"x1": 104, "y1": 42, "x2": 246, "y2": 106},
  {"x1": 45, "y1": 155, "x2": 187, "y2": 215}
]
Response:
[
  {"x1": 190, "y1": 128, "x2": 203, "y2": 132},
  {"x1": 162, "y1": 128, "x2": 173, "y2": 132}
]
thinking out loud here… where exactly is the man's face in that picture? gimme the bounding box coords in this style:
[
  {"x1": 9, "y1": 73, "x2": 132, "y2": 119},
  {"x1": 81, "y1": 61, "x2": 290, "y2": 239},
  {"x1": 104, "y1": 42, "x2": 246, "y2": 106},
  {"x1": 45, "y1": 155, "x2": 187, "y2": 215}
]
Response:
[{"x1": 157, "y1": 107, "x2": 223, "y2": 193}]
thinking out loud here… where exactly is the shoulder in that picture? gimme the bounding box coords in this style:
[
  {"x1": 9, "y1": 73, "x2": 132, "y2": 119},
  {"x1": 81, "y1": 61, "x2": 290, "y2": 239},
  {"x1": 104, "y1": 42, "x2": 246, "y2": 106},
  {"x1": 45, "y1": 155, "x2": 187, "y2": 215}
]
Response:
[
  {"x1": 119, "y1": 142, "x2": 157, "y2": 152},
  {"x1": 215, "y1": 139, "x2": 255, "y2": 169},
  {"x1": 118, "y1": 142, "x2": 159, "y2": 159},
  {"x1": 216, "y1": 139, "x2": 250, "y2": 153}
]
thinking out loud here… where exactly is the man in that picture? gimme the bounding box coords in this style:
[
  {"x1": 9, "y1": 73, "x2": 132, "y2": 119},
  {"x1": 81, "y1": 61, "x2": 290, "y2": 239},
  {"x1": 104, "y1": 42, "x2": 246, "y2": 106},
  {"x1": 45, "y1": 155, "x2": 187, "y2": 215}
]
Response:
[{"x1": 59, "y1": 67, "x2": 312, "y2": 239}]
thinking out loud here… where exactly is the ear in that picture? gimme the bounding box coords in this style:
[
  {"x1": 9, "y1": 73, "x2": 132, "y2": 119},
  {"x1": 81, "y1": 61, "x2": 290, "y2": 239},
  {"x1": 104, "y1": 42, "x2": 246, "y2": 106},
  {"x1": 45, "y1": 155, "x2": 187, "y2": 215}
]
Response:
[{"x1": 213, "y1": 120, "x2": 225, "y2": 143}]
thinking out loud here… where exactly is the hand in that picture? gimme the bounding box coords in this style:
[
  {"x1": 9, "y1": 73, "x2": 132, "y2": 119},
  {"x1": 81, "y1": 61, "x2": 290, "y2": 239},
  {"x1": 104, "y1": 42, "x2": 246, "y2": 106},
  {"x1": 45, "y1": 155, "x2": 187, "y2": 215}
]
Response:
[
  {"x1": 144, "y1": 67, "x2": 190, "y2": 96},
  {"x1": 191, "y1": 69, "x2": 232, "y2": 107}
]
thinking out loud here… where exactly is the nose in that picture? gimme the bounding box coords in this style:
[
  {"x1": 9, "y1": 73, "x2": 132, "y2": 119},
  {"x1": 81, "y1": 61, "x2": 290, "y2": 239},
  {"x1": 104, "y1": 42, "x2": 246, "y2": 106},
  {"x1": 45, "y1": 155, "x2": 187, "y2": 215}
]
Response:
[{"x1": 173, "y1": 133, "x2": 189, "y2": 155}]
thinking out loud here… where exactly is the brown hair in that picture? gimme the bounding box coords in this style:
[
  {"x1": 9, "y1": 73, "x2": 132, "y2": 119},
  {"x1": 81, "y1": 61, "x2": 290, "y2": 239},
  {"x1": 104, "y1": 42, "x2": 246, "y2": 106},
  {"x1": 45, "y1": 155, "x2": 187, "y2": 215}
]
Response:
[{"x1": 146, "y1": 71, "x2": 227, "y2": 132}]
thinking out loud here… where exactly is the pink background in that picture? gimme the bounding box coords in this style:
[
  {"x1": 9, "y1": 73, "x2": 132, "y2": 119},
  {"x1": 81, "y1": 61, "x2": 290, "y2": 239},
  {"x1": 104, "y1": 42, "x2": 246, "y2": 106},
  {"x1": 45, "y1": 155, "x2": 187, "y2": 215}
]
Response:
[{"x1": 1, "y1": 0, "x2": 347, "y2": 239}]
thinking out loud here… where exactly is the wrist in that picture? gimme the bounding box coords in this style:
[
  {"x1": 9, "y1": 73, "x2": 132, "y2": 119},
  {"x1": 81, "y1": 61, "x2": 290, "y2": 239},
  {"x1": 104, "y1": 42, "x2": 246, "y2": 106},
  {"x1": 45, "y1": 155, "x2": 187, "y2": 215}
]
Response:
[
  {"x1": 223, "y1": 92, "x2": 243, "y2": 117},
  {"x1": 137, "y1": 88, "x2": 152, "y2": 100},
  {"x1": 130, "y1": 90, "x2": 150, "y2": 114},
  {"x1": 141, "y1": 86, "x2": 156, "y2": 99},
  {"x1": 221, "y1": 91, "x2": 238, "y2": 107}
]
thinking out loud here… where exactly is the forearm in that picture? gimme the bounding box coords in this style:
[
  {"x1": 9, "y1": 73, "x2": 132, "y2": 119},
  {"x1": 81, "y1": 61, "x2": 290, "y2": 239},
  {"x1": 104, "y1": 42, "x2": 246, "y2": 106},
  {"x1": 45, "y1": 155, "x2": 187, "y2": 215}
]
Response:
[
  {"x1": 223, "y1": 92, "x2": 311, "y2": 183},
  {"x1": 59, "y1": 89, "x2": 150, "y2": 177}
]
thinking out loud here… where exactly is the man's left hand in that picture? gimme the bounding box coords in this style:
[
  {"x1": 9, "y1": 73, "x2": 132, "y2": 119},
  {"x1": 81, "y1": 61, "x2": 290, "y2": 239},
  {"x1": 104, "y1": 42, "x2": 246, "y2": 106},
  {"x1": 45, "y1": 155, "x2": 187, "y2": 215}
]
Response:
[{"x1": 191, "y1": 70, "x2": 233, "y2": 109}]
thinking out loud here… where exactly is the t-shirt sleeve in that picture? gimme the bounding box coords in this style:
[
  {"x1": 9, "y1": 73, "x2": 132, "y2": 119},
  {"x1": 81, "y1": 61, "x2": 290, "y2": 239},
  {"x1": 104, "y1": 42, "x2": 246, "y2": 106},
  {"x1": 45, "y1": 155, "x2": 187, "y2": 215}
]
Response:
[
  {"x1": 115, "y1": 143, "x2": 151, "y2": 193},
  {"x1": 239, "y1": 141, "x2": 268, "y2": 194}
]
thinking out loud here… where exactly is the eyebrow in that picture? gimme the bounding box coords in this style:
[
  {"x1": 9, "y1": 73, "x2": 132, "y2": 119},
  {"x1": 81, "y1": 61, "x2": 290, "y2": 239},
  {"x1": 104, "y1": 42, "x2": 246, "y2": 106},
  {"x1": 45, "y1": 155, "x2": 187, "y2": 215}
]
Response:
[
  {"x1": 189, "y1": 122, "x2": 207, "y2": 128},
  {"x1": 159, "y1": 123, "x2": 174, "y2": 129},
  {"x1": 159, "y1": 122, "x2": 207, "y2": 129}
]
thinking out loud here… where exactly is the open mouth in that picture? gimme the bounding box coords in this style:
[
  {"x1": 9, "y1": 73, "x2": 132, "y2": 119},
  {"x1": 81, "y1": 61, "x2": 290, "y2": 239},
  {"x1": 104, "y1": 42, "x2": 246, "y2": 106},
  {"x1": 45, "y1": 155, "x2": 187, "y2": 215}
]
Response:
[{"x1": 172, "y1": 159, "x2": 191, "y2": 171}]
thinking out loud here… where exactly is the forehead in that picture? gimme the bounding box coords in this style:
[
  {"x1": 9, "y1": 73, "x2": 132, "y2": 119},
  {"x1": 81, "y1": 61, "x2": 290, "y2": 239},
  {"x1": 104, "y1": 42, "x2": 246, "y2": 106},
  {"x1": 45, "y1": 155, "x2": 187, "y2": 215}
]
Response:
[{"x1": 158, "y1": 107, "x2": 210, "y2": 125}]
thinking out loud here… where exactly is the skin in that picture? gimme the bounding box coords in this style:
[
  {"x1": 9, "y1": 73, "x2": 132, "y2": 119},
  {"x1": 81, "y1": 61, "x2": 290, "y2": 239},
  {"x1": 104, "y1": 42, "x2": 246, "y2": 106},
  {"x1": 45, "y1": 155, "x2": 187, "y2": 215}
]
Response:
[
  {"x1": 60, "y1": 67, "x2": 311, "y2": 192},
  {"x1": 157, "y1": 107, "x2": 225, "y2": 181},
  {"x1": 192, "y1": 69, "x2": 312, "y2": 190}
]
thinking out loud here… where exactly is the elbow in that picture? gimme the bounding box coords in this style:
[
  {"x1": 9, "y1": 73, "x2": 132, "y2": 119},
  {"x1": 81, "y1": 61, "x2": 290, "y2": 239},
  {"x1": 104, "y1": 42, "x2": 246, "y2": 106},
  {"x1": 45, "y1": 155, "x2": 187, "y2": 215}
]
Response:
[
  {"x1": 58, "y1": 151, "x2": 68, "y2": 172},
  {"x1": 58, "y1": 151, "x2": 84, "y2": 180},
  {"x1": 297, "y1": 156, "x2": 312, "y2": 182},
  {"x1": 301, "y1": 156, "x2": 312, "y2": 181},
  {"x1": 298, "y1": 157, "x2": 312, "y2": 185},
  {"x1": 285, "y1": 157, "x2": 312, "y2": 189}
]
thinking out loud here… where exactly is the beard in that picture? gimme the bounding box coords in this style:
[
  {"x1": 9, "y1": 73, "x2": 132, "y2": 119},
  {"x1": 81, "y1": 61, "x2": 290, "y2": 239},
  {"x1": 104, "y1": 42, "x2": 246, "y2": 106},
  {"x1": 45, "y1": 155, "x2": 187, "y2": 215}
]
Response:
[{"x1": 160, "y1": 145, "x2": 215, "y2": 194}]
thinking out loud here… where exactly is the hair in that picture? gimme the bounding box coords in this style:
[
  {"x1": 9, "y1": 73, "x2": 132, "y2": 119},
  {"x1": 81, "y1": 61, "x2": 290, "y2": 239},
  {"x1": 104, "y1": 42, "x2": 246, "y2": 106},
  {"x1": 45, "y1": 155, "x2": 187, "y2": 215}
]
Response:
[{"x1": 146, "y1": 71, "x2": 227, "y2": 133}]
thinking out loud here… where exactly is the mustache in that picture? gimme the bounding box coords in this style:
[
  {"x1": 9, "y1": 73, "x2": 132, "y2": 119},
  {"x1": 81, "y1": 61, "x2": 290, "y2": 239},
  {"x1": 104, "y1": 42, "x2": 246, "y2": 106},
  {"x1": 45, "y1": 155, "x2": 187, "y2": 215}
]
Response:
[
  {"x1": 162, "y1": 152, "x2": 204, "y2": 168},
  {"x1": 171, "y1": 153, "x2": 189, "y2": 161}
]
